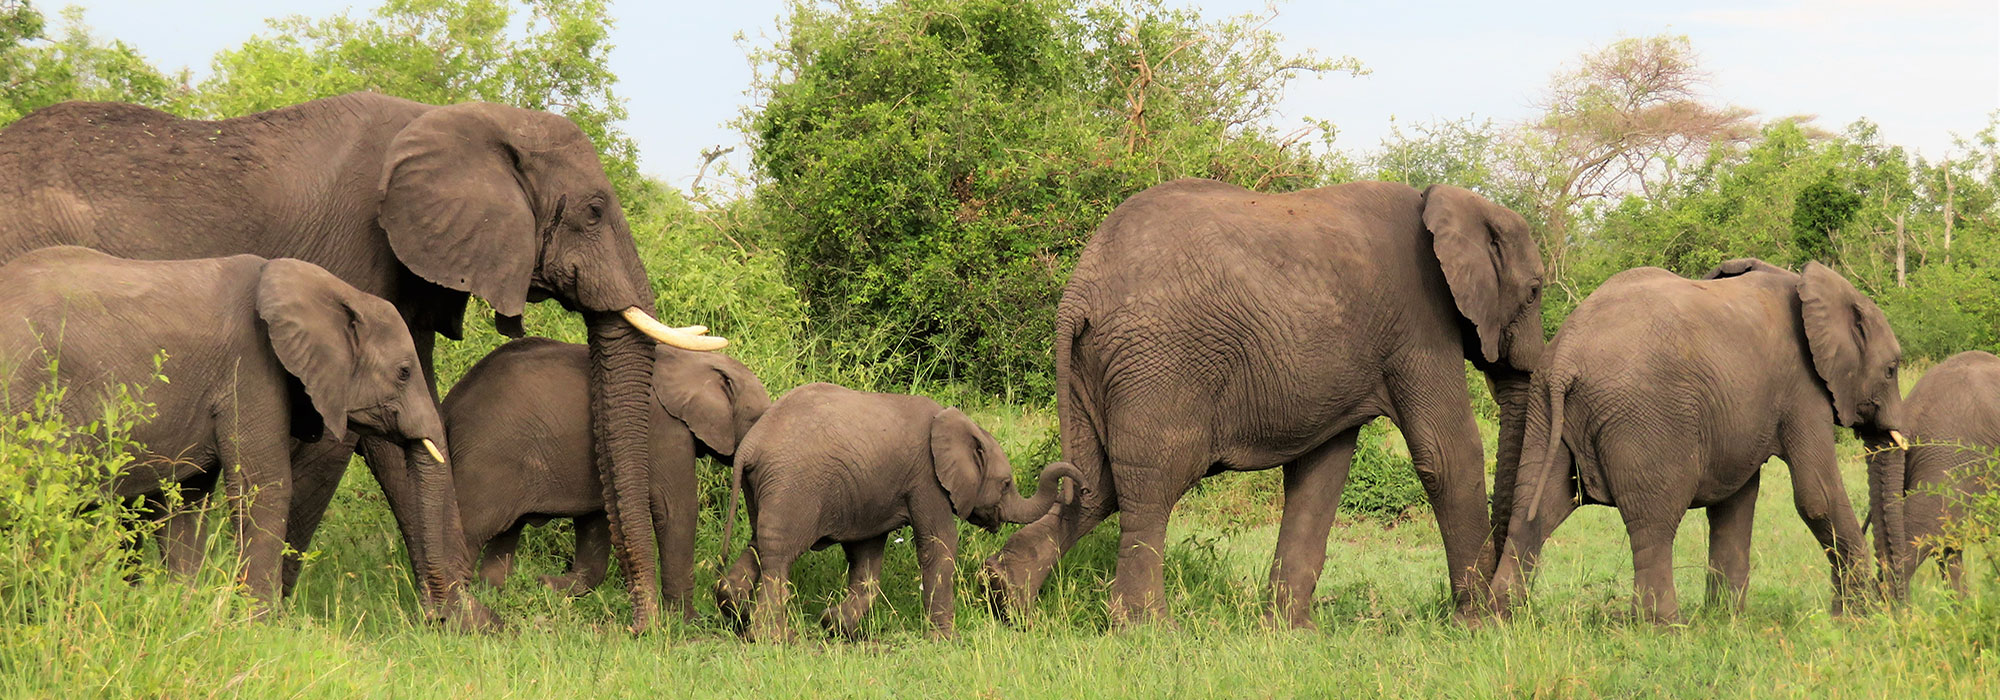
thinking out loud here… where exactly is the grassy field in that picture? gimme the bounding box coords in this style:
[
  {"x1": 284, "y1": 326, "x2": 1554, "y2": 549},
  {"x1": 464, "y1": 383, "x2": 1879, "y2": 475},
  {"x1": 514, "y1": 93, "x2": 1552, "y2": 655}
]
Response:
[{"x1": 5, "y1": 365, "x2": 1998, "y2": 699}]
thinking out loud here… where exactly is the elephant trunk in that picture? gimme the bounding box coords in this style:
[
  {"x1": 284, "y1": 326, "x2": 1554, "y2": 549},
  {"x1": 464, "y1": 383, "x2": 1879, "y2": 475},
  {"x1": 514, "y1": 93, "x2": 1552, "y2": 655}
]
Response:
[
  {"x1": 1481, "y1": 368, "x2": 1534, "y2": 583},
  {"x1": 1000, "y1": 462, "x2": 1085, "y2": 524},
  {"x1": 1867, "y1": 436, "x2": 1911, "y2": 602},
  {"x1": 587, "y1": 310, "x2": 662, "y2": 631},
  {"x1": 403, "y1": 441, "x2": 496, "y2": 631}
]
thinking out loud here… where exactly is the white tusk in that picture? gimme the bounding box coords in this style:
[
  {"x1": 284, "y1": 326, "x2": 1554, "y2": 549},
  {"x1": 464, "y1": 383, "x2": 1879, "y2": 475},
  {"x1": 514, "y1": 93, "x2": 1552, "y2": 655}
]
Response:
[
  {"x1": 621, "y1": 307, "x2": 728, "y2": 351},
  {"x1": 1889, "y1": 430, "x2": 1909, "y2": 451},
  {"x1": 423, "y1": 438, "x2": 447, "y2": 464}
]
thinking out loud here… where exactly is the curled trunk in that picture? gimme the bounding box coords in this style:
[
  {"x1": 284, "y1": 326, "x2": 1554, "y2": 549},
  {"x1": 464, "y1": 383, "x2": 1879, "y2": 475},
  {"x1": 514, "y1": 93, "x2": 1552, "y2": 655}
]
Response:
[
  {"x1": 1000, "y1": 462, "x2": 1086, "y2": 524},
  {"x1": 1867, "y1": 439, "x2": 1911, "y2": 601},
  {"x1": 588, "y1": 311, "x2": 661, "y2": 631},
  {"x1": 1480, "y1": 369, "x2": 1534, "y2": 582}
]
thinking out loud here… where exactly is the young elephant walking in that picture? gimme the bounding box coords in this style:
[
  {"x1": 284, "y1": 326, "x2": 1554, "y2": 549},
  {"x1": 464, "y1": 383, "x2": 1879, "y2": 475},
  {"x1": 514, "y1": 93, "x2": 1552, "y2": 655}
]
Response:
[
  {"x1": 1489, "y1": 259, "x2": 1907, "y2": 623},
  {"x1": 442, "y1": 337, "x2": 770, "y2": 617},
  {"x1": 714, "y1": 383, "x2": 1083, "y2": 641},
  {"x1": 1870, "y1": 350, "x2": 2000, "y2": 600},
  {"x1": 0, "y1": 246, "x2": 451, "y2": 609}
]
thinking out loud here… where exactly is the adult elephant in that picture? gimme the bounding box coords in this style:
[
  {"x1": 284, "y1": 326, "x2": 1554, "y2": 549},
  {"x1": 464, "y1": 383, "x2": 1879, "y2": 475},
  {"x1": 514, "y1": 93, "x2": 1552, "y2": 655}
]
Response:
[
  {"x1": 980, "y1": 179, "x2": 1545, "y2": 627},
  {"x1": 0, "y1": 92, "x2": 722, "y2": 631}
]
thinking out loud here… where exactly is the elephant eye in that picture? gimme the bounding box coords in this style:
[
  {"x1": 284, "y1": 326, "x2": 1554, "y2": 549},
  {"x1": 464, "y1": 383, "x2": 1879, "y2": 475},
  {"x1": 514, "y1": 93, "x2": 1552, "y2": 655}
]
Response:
[
  {"x1": 397, "y1": 366, "x2": 412, "y2": 383},
  {"x1": 586, "y1": 201, "x2": 605, "y2": 225}
]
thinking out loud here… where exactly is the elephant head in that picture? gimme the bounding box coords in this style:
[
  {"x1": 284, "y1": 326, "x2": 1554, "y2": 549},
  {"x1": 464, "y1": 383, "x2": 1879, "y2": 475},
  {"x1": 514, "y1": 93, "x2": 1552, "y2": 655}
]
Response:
[
  {"x1": 651, "y1": 346, "x2": 773, "y2": 459},
  {"x1": 256, "y1": 258, "x2": 458, "y2": 603},
  {"x1": 374, "y1": 102, "x2": 721, "y2": 627},
  {"x1": 929, "y1": 408, "x2": 1084, "y2": 531},
  {"x1": 1422, "y1": 184, "x2": 1546, "y2": 373}
]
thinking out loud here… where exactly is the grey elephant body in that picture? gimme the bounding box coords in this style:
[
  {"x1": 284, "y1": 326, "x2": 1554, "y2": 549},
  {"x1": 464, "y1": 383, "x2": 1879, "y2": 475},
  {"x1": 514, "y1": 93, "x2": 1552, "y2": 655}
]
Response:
[
  {"x1": 0, "y1": 246, "x2": 447, "y2": 607},
  {"x1": 1870, "y1": 350, "x2": 2000, "y2": 599},
  {"x1": 982, "y1": 179, "x2": 1546, "y2": 627},
  {"x1": 1489, "y1": 259, "x2": 1905, "y2": 622},
  {"x1": 0, "y1": 93, "x2": 715, "y2": 629},
  {"x1": 715, "y1": 383, "x2": 1079, "y2": 641},
  {"x1": 442, "y1": 337, "x2": 770, "y2": 615}
]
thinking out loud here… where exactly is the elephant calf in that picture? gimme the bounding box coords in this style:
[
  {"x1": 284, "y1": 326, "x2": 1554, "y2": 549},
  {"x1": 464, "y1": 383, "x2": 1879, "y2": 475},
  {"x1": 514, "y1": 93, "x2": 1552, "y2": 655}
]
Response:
[
  {"x1": 714, "y1": 383, "x2": 1082, "y2": 641},
  {"x1": 1489, "y1": 259, "x2": 1907, "y2": 623},
  {"x1": 1870, "y1": 350, "x2": 2000, "y2": 601},
  {"x1": 0, "y1": 246, "x2": 451, "y2": 609},
  {"x1": 442, "y1": 337, "x2": 770, "y2": 618}
]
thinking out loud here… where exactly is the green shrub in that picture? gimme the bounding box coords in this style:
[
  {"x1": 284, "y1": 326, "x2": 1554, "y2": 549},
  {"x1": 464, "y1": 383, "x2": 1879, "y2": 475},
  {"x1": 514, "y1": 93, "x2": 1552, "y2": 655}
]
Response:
[{"x1": 1341, "y1": 420, "x2": 1426, "y2": 519}]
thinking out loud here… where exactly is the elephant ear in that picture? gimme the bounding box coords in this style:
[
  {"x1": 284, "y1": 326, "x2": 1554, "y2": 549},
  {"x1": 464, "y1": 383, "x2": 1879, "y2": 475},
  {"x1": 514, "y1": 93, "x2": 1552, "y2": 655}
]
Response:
[
  {"x1": 652, "y1": 348, "x2": 766, "y2": 456},
  {"x1": 929, "y1": 407, "x2": 994, "y2": 520},
  {"x1": 256, "y1": 259, "x2": 361, "y2": 442},
  {"x1": 1423, "y1": 184, "x2": 1510, "y2": 364},
  {"x1": 377, "y1": 103, "x2": 538, "y2": 318},
  {"x1": 1701, "y1": 258, "x2": 1786, "y2": 281},
  {"x1": 1797, "y1": 262, "x2": 1869, "y2": 426}
]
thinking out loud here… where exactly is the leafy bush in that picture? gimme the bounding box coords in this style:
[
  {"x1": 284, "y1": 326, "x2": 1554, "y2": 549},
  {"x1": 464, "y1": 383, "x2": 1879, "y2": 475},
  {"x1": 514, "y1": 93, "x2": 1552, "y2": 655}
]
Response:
[
  {"x1": 744, "y1": 0, "x2": 1358, "y2": 399},
  {"x1": 1341, "y1": 420, "x2": 1426, "y2": 519}
]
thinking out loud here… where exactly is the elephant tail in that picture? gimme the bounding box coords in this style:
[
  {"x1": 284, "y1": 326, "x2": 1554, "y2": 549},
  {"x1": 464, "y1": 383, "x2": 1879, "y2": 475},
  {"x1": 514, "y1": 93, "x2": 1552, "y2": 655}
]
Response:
[
  {"x1": 1521, "y1": 370, "x2": 1574, "y2": 525},
  {"x1": 1054, "y1": 310, "x2": 1108, "y2": 500},
  {"x1": 721, "y1": 454, "x2": 748, "y2": 569}
]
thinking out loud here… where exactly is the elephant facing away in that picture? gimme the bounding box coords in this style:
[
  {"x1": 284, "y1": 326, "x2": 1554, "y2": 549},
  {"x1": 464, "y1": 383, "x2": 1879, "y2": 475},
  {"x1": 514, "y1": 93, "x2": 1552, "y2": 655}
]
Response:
[
  {"x1": 0, "y1": 246, "x2": 450, "y2": 609},
  {"x1": 1870, "y1": 350, "x2": 2000, "y2": 601},
  {"x1": 1489, "y1": 259, "x2": 1907, "y2": 623},
  {"x1": 442, "y1": 337, "x2": 770, "y2": 617},
  {"x1": 714, "y1": 383, "x2": 1083, "y2": 642},
  {"x1": 981, "y1": 179, "x2": 1545, "y2": 628},
  {"x1": 0, "y1": 93, "x2": 723, "y2": 630}
]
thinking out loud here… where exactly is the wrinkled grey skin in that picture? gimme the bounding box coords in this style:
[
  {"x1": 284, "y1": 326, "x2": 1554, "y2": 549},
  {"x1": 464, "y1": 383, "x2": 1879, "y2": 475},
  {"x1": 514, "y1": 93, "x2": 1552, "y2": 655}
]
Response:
[
  {"x1": 714, "y1": 383, "x2": 1083, "y2": 642},
  {"x1": 442, "y1": 337, "x2": 770, "y2": 617},
  {"x1": 1489, "y1": 259, "x2": 1905, "y2": 623},
  {"x1": 0, "y1": 247, "x2": 448, "y2": 609},
  {"x1": 980, "y1": 179, "x2": 1545, "y2": 628},
  {"x1": 1869, "y1": 350, "x2": 2000, "y2": 601},
  {"x1": 0, "y1": 93, "x2": 700, "y2": 630}
]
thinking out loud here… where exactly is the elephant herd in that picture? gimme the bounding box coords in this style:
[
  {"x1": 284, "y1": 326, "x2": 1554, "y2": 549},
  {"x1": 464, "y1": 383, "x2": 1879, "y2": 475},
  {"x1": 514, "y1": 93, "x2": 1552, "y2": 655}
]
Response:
[{"x1": 0, "y1": 94, "x2": 1989, "y2": 641}]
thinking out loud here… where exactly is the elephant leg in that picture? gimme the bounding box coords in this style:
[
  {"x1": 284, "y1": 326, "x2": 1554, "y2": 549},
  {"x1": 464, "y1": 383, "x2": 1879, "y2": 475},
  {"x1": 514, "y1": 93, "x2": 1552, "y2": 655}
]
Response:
[
  {"x1": 911, "y1": 514, "x2": 966, "y2": 639},
  {"x1": 219, "y1": 431, "x2": 293, "y2": 611},
  {"x1": 543, "y1": 514, "x2": 612, "y2": 596},
  {"x1": 1781, "y1": 432, "x2": 1868, "y2": 614},
  {"x1": 1622, "y1": 507, "x2": 1685, "y2": 625},
  {"x1": 1941, "y1": 548, "x2": 1966, "y2": 597},
  {"x1": 281, "y1": 436, "x2": 359, "y2": 595},
  {"x1": 1266, "y1": 427, "x2": 1359, "y2": 630},
  {"x1": 1704, "y1": 472, "x2": 1760, "y2": 613},
  {"x1": 1107, "y1": 466, "x2": 1192, "y2": 628},
  {"x1": 747, "y1": 541, "x2": 801, "y2": 644},
  {"x1": 1390, "y1": 370, "x2": 1490, "y2": 615},
  {"x1": 1489, "y1": 445, "x2": 1580, "y2": 617},
  {"x1": 477, "y1": 522, "x2": 524, "y2": 589},
  {"x1": 715, "y1": 543, "x2": 760, "y2": 630},
  {"x1": 651, "y1": 443, "x2": 699, "y2": 621},
  {"x1": 822, "y1": 534, "x2": 888, "y2": 639},
  {"x1": 978, "y1": 480, "x2": 1117, "y2": 622},
  {"x1": 160, "y1": 498, "x2": 210, "y2": 579}
]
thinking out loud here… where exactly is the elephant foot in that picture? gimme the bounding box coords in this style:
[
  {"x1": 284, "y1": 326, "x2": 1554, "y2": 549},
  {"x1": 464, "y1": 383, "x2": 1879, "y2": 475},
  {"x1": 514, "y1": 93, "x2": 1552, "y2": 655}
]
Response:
[
  {"x1": 438, "y1": 595, "x2": 505, "y2": 634},
  {"x1": 714, "y1": 582, "x2": 751, "y2": 631},
  {"x1": 747, "y1": 622, "x2": 799, "y2": 644},
  {"x1": 1260, "y1": 608, "x2": 1318, "y2": 633},
  {"x1": 820, "y1": 609, "x2": 866, "y2": 640},
  {"x1": 538, "y1": 573, "x2": 594, "y2": 597}
]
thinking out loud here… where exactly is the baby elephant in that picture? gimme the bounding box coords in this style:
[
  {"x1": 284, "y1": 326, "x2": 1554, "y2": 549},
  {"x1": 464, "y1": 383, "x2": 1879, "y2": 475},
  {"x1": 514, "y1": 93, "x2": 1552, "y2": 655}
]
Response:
[
  {"x1": 444, "y1": 337, "x2": 769, "y2": 617},
  {"x1": 714, "y1": 383, "x2": 1083, "y2": 641},
  {"x1": 0, "y1": 246, "x2": 450, "y2": 608},
  {"x1": 1870, "y1": 350, "x2": 2000, "y2": 601}
]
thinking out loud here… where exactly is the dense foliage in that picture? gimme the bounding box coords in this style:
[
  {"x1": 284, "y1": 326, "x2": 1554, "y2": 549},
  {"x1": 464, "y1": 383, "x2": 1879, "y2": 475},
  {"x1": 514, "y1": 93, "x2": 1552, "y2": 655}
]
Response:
[{"x1": 744, "y1": 0, "x2": 1359, "y2": 395}]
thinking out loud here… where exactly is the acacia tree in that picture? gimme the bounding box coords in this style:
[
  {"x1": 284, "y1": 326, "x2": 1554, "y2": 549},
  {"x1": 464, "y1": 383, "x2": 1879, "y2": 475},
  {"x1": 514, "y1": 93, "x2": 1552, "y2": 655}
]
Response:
[{"x1": 1517, "y1": 35, "x2": 1755, "y2": 282}]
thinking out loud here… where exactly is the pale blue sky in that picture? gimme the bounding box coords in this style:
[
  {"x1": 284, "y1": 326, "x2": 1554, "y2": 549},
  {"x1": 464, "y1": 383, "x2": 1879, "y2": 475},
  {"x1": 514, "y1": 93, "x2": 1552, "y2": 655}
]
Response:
[{"x1": 57, "y1": 1, "x2": 2000, "y2": 189}]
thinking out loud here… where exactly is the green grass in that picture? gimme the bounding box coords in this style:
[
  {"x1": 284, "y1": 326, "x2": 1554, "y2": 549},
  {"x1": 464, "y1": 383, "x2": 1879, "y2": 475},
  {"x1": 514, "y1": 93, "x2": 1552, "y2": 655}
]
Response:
[{"x1": 6, "y1": 372, "x2": 1998, "y2": 698}]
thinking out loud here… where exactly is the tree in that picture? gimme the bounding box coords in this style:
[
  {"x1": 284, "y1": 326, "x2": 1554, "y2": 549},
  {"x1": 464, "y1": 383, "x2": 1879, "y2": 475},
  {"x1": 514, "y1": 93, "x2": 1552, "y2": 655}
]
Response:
[
  {"x1": 1, "y1": 2, "x2": 188, "y2": 125},
  {"x1": 745, "y1": 0, "x2": 1360, "y2": 397},
  {"x1": 1522, "y1": 35, "x2": 1755, "y2": 280}
]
